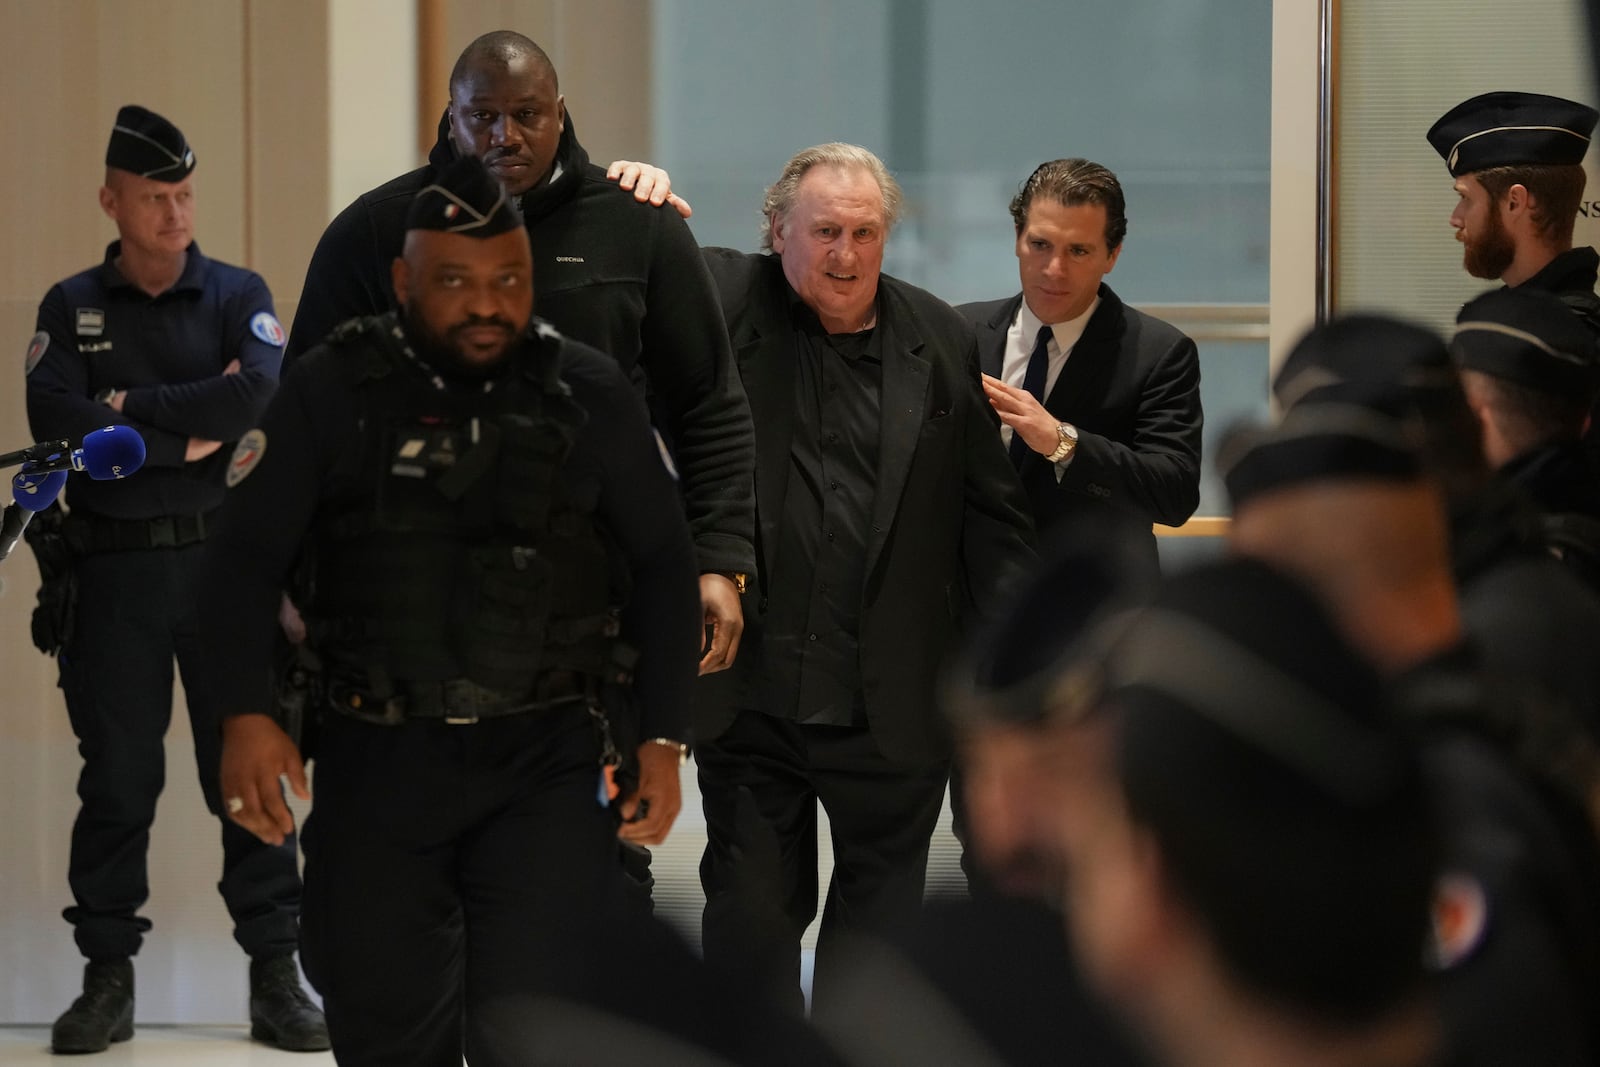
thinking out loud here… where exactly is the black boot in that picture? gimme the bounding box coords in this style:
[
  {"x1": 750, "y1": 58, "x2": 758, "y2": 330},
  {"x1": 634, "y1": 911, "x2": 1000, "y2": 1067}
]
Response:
[
  {"x1": 249, "y1": 955, "x2": 330, "y2": 1052},
  {"x1": 51, "y1": 958, "x2": 134, "y2": 1054}
]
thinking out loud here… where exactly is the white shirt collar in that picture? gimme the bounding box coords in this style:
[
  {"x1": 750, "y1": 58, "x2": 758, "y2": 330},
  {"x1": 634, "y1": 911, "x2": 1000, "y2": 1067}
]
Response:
[{"x1": 1017, "y1": 293, "x2": 1100, "y2": 359}]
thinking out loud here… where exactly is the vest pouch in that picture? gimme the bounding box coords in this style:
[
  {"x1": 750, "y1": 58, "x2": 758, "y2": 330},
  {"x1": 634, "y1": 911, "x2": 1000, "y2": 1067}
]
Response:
[
  {"x1": 375, "y1": 416, "x2": 492, "y2": 536},
  {"x1": 494, "y1": 413, "x2": 575, "y2": 532},
  {"x1": 459, "y1": 542, "x2": 555, "y2": 696}
]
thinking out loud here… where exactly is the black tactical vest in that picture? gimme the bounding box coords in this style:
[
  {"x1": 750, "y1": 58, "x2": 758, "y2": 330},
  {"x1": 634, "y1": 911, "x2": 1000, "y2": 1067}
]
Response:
[{"x1": 303, "y1": 315, "x2": 618, "y2": 710}]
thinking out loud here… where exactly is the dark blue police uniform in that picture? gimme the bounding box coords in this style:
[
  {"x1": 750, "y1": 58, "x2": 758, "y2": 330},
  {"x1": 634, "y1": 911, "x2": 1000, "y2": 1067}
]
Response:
[{"x1": 25, "y1": 239, "x2": 299, "y2": 964}]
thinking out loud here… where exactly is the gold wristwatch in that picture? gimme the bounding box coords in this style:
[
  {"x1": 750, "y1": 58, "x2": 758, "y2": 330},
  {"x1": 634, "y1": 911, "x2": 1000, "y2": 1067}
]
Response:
[
  {"x1": 1046, "y1": 423, "x2": 1079, "y2": 464},
  {"x1": 716, "y1": 571, "x2": 749, "y2": 594}
]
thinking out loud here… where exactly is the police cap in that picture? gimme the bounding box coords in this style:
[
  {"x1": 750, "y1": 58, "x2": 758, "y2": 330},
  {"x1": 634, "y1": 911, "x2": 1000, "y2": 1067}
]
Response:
[
  {"x1": 1218, "y1": 395, "x2": 1425, "y2": 512},
  {"x1": 1427, "y1": 91, "x2": 1597, "y2": 177},
  {"x1": 406, "y1": 154, "x2": 523, "y2": 237},
  {"x1": 1273, "y1": 315, "x2": 1458, "y2": 413},
  {"x1": 1104, "y1": 556, "x2": 1407, "y2": 807},
  {"x1": 1451, "y1": 287, "x2": 1600, "y2": 397},
  {"x1": 105, "y1": 105, "x2": 195, "y2": 182}
]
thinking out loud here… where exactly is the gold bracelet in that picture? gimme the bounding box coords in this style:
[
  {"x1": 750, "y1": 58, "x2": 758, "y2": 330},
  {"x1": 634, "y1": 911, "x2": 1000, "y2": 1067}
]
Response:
[
  {"x1": 713, "y1": 571, "x2": 749, "y2": 594},
  {"x1": 645, "y1": 737, "x2": 689, "y2": 765}
]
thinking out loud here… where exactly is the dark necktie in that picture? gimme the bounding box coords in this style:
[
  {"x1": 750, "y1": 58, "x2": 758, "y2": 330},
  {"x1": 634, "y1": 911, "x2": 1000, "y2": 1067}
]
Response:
[{"x1": 1009, "y1": 324, "x2": 1053, "y2": 468}]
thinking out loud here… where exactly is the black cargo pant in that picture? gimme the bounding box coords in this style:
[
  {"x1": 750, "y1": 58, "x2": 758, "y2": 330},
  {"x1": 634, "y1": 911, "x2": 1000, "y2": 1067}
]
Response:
[
  {"x1": 299, "y1": 704, "x2": 626, "y2": 1067},
  {"x1": 59, "y1": 543, "x2": 302, "y2": 961}
]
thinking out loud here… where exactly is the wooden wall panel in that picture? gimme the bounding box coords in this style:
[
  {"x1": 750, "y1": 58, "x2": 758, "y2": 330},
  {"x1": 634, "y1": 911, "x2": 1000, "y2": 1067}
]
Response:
[
  {"x1": 1, "y1": 2, "x2": 239, "y2": 293},
  {"x1": 246, "y1": 0, "x2": 333, "y2": 318}
]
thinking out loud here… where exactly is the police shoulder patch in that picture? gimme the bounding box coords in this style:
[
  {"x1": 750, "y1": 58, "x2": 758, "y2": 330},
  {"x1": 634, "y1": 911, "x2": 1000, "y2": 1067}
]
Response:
[
  {"x1": 1429, "y1": 871, "x2": 1489, "y2": 971},
  {"x1": 250, "y1": 311, "x2": 286, "y2": 347},
  {"x1": 226, "y1": 429, "x2": 268, "y2": 488},
  {"x1": 24, "y1": 331, "x2": 49, "y2": 375}
]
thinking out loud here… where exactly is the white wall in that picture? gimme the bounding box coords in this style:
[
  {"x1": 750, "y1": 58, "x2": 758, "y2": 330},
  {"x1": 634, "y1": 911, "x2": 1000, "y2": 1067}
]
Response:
[{"x1": 329, "y1": 0, "x2": 420, "y2": 215}]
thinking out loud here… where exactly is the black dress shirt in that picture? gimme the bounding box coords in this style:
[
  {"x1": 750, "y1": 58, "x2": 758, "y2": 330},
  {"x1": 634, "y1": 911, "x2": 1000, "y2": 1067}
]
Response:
[{"x1": 762, "y1": 298, "x2": 883, "y2": 726}]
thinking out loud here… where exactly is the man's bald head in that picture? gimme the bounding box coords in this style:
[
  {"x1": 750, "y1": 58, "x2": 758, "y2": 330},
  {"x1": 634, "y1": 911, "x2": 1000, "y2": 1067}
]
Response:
[{"x1": 449, "y1": 31, "x2": 557, "y2": 96}]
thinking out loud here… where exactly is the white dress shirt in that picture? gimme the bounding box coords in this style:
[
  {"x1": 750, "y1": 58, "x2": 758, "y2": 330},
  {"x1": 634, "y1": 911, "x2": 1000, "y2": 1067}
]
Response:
[{"x1": 998, "y1": 295, "x2": 1100, "y2": 459}]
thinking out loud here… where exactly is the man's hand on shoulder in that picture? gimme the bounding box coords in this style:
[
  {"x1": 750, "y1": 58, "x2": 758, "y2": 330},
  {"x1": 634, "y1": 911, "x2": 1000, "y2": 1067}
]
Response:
[
  {"x1": 220, "y1": 712, "x2": 309, "y2": 847},
  {"x1": 605, "y1": 160, "x2": 693, "y2": 219}
]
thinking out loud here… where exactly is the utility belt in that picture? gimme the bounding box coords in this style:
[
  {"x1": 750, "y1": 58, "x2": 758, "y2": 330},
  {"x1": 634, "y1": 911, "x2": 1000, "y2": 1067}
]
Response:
[
  {"x1": 325, "y1": 669, "x2": 591, "y2": 726},
  {"x1": 64, "y1": 510, "x2": 215, "y2": 554}
]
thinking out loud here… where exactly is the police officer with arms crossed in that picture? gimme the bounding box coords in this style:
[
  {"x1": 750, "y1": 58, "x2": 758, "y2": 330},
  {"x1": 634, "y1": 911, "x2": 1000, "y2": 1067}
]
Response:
[
  {"x1": 198, "y1": 156, "x2": 701, "y2": 1066},
  {"x1": 24, "y1": 105, "x2": 325, "y2": 1054}
]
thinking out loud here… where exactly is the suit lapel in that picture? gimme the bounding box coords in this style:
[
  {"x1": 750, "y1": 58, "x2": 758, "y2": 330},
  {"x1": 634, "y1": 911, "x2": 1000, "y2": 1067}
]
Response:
[
  {"x1": 865, "y1": 286, "x2": 931, "y2": 579},
  {"x1": 1043, "y1": 285, "x2": 1123, "y2": 419},
  {"x1": 735, "y1": 279, "x2": 800, "y2": 586}
]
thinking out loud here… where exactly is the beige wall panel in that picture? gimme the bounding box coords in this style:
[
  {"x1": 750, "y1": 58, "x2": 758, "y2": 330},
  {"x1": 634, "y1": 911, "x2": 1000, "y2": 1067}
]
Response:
[
  {"x1": 246, "y1": 0, "x2": 333, "y2": 318},
  {"x1": 556, "y1": 0, "x2": 650, "y2": 163},
  {"x1": 0, "y1": 1, "x2": 247, "y2": 294},
  {"x1": 0, "y1": 298, "x2": 56, "y2": 708},
  {"x1": 98, "y1": 2, "x2": 250, "y2": 264},
  {"x1": 435, "y1": 0, "x2": 652, "y2": 166}
]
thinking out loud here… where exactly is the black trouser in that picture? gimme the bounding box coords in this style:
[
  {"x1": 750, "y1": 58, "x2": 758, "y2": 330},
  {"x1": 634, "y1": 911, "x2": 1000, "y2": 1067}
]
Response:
[
  {"x1": 59, "y1": 544, "x2": 302, "y2": 962},
  {"x1": 697, "y1": 710, "x2": 949, "y2": 1019},
  {"x1": 299, "y1": 705, "x2": 625, "y2": 1067}
]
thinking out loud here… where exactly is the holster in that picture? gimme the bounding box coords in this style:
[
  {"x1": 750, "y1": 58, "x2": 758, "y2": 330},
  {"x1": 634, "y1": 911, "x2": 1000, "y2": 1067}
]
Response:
[
  {"x1": 22, "y1": 504, "x2": 76, "y2": 656},
  {"x1": 274, "y1": 639, "x2": 325, "y2": 759},
  {"x1": 590, "y1": 641, "x2": 643, "y2": 791}
]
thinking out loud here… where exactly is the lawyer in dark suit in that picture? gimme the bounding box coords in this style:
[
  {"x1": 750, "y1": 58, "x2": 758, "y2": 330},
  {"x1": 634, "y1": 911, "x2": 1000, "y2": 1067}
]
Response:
[
  {"x1": 962, "y1": 159, "x2": 1202, "y2": 577},
  {"x1": 693, "y1": 143, "x2": 1037, "y2": 1019}
]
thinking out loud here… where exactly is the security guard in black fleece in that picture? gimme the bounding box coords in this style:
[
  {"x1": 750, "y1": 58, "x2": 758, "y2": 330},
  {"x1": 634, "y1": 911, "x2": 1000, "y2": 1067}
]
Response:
[
  {"x1": 286, "y1": 30, "x2": 755, "y2": 672},
  {"x1": 25, "y1": 105, "x2": 325, "y2": 1054},
  {"x1": 197, "y1": 155, "x2": 700, "y2": 1067}
]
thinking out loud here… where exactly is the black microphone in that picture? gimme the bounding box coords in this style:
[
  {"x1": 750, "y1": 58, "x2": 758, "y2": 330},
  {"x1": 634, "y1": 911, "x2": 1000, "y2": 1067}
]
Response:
[
  {"x1": 0, "y1": 466, "x2": 68, "y2": 563},
  {"x1": 0, "y1": 438, "x2": 69, "y2": 468},
  {"x1": 12, "y1": 425, "x2": 147, "y2": 480}
]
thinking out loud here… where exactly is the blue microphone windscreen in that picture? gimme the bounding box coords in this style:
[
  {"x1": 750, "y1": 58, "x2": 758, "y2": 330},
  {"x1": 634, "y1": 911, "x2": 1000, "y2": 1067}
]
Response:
[
  {"x1": 12, "y1": 467, "x2": 67, "y2": 512},
  {"x1": 79, "y1": 425, "x2": 147, "y2": 480}
]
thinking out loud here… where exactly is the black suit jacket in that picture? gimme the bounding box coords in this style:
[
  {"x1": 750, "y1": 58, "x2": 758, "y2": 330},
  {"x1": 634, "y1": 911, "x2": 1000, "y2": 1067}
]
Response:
[
  {"x1": 697, "y1": 250, "x2": 1037, "y2": 763},
  {"x1": 958, "y1": 286, "x2": 1202, "y2": 574}
]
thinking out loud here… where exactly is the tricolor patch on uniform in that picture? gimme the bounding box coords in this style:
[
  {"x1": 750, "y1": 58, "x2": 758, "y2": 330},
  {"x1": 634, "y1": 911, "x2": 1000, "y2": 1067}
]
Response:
[
  {"x1": 250, "y1": 311, "x2": 286, "y2": 347},
  {"x1": 24, "y1": 331, "x2": 49, "y2": 375},
  {"x1": 226, "y1": 429, "x2": 267, "y2": 487},
  {"x1": 76, "y1": 308, "x2": 105, "y2": 337},
  {"x1": 1429, "y1": 872, "x2": 1489, "y2": 970}
]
